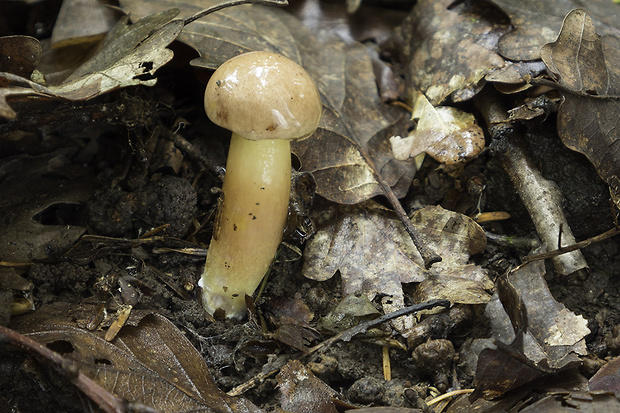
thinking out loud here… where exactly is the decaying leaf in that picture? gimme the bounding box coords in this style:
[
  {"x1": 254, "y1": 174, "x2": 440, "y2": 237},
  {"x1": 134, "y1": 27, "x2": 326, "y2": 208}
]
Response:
[
  {"x1": 119, "y1": 0, "x2": 417, "y2": 204},
  {"x1": 487, "y1": 0, "x2": 620, "y2": 61},
  {"x1": 302, "y1": 201, "x2": 427, "y2": 322},
  {"x1": 410, "y1": 206, "x2": 491, "y2": 304},
  {"x1": 590, "y1": 355, "x2": 620, "y2": 395},
  {"x1": 318, "y1": 294, "x2": 381, "y2": 335},
  {"x1": 390, "y1": 91, "x2": 485, "y2": 165},
  {"x1": 0, "y1": 35, "x2": 41, "y2": 78},
  {"x1": 265, "y1": 296, "x2": 319, "y2": 352},
  {"x1": 0, "y1": 9, "x2": 182, "y2": 119},
  {"x1": 473, "y1": 258, "x2": 590, "y2": 399},
  {"x1": 303, "y1": 202, "x2": 489, "y2": 330},
  {"x1": 277, "y1": 360, "x2": 339, "y2": 413},
  {"x1": 13, "y1": 304, "x2": 261, "y2": 412},
  {"x1": 394, "y1": 0, "x2": 507, "y2": 104},
  {"x1": 0, "y1": 151, "x2": 93, "y2": 262},
  {"x1": 540, "y1": 9, "x2": 620, "y2": 208},
  {"x1": 51, "y1": 0, "x2": 120, "y2": 47}
]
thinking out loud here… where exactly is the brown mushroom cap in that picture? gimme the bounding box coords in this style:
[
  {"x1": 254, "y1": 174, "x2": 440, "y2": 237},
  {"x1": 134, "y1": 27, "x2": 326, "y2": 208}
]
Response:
[{"x1": 204, "y1": 51, "x2": 322, "y2": 141}]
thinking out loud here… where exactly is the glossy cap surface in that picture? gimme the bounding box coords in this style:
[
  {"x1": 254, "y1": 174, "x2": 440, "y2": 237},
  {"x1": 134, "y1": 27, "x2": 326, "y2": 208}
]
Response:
[{"x1": 205, "y1": 51, "x2": 322, "y2": 141}]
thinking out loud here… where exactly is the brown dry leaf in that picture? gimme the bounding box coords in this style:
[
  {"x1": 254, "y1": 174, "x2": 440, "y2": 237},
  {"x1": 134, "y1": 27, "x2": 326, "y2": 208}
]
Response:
[
  {"x1": 540, "y1": 9, "x2": 620, "y2": 207},
  {"x1": 473, "y1": 258, "x2": 589, "y2": 400},
  {"x1": 303, "y1": 203, "x2": 489, "y2": 326},
  {"x1": 277, "y1": 360, "x2": 339, "y2": 413},
  {"x1": 390, "y1": 91, "x2": 485, "y2": 165},
  {"x1": 51, "y1": 0, "x2": 120, "y2": 47},
  {"x1": 302, "y1": 201, "x2": 427, "y2": 317},
  {"x1": 119, "y1": 0, "x2": 416, "y2": 204},
  {"x1": 0, "y1": 35, "x2": 41, "y2": 78},
  {"x1": 265, "y1": 296, "x2": 319, "y2": 352},
  {"x1": 411, "y1": 206, "x2": 491, "y2": 305},
  {"x1": 0, "y1": 9, "x2": 182, "y2": 119},
  {"x1": 394, "y1": 0, "x2": 507, "y2": 105},
  {"x1": 14, "y1": 304, "x2": 261, "y2": 413},
  {"x1": 487, "y1": 0, "x2": 620, "y2": 61},
  {"x1": 590, "y1": 355, "x2": 620, "y2": 395},
  {"x1": 520, "y1": 393, "x2": 620, "y2": 413},
  {"x1": 0, "y1": 151, "x2": 93, "y2": 262}
]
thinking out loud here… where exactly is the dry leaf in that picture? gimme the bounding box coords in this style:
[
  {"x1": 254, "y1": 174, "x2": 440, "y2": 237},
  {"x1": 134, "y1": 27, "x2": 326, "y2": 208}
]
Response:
[
  {"x1": 0, "y1": 151, "x2": 92, "y2": 262},
  {"x1": 487, "y1": 0, "x2": 620, "y2": 61},
  {"x1": 519, "y1": 392, "x2": 620, "y2": 413},
  {"x1": 410, "y1": 206, "x2": 491, "y2": 304},
  {"x1": 14, "y1": 305, "x2": 261, "y2": 412},
  {"x1": 303, "y1": 203, "x2": 489, "y2": 330},
  {"x1": 277, "y1": 360, "x2": 339, "y2": 413},
  {"x1": 0, "y1": 9, "x2": 182, "y2": 119},
  {"x1": 540, "y1": 9, "x2": 620, "y2": 208},
  {"x1": 390, "y1": 91, "x2": 485, "y2": 165},
  {"x1": 394, "y1": 0, "x2": 507, "y2": 104},
  {"x1": 0, "y1": 35, "x2": 41, "y2": 78},
  {"x1": 473, "y1": 258, "x2": 590, "y2": 399},
  {"x1": 302, "y1": 201, "x2": 427, "y2": 316},
  {"x1": 51, "y1": 0, "x2": 120, "y2": 47}
]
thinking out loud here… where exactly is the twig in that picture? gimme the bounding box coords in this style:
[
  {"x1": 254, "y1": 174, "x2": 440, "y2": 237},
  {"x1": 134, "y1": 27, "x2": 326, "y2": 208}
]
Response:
[
  {"x1": 227, "y1": 299, "x2": 450, "y2": 396},
  {"x1": 475, "y1": 88, "x2": 589, "y2": 276},
  {"x1": 183, "y1": 0, "x2": 289, "y2": 26},
  {"x1": 307, "y1": 299, "x2": 450, "y2": 355},
  {"x1": 512, "y1": 226, "x2": 620, "y2": 272},
  {"x1": 167, "y1": 131, "x2": 226, "y2": 181},
  {"x1": 426, "y1": 388, "x2": 474, "y2": 406},
  {"x1": 528, "y1": 77, "x2": 620, "y2": 100}
]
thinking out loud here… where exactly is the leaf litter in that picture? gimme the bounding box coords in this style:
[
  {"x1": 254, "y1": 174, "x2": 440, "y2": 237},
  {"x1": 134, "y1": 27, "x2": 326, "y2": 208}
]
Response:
[
  {"x1": 2, "y1": 0, "x2": 620, "y2": 412},
  {"x1": 0, "y1": 9, "x2": 183, "y2": 119}
]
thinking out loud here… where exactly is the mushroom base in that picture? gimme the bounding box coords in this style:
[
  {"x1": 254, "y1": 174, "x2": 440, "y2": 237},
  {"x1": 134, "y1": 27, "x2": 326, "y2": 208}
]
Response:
[{"x1": 199, "y1": 133, "x2": 292, "y2": 318}]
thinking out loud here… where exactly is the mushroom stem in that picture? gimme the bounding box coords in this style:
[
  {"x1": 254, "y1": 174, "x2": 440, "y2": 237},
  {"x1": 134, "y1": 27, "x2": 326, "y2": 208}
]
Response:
[{"x1": 199, "y1": 133, "x2": 291, "y2": 318}]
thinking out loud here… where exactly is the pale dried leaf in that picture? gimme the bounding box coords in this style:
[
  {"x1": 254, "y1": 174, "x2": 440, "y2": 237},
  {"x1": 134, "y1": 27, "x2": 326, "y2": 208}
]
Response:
[
  {"x1": 303, "y1": 203, "x2": 489, "y2": 322},
  {"x1": 390, "y1": 91, "x2": 485, "y2": 165},
  {"x1": 0, "y1": 9, "x2": 182, "y2": 119},
  {"x1": 395, "y1": 0, "x2": 506, "y2": 104}
]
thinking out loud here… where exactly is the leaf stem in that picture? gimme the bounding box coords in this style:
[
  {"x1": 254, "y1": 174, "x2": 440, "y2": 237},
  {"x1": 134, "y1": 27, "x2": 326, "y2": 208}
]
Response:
[
  {"x1": 355, "y1": 137, "x2": 442, "y2": 268},
  {"x1": 183, "y1": 0, "x2": 289, "y2": 26},
  {"x1": 529, "y1": 77, "x2": 620, "y2": 100}
]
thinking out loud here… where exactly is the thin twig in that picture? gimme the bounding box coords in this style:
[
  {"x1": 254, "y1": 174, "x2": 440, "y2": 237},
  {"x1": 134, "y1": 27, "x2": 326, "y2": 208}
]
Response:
[
  {"x1": 183, "y1": 0, "x2": 288, "y2": 26},
  {"x1": 426, "y1": 388, "x2": 474, "y2": 405},
  {"x1": 512, "y1": 226, "x2": 620, "y2": 272},
  {"x1": 529, "y1": 77, "x2": 620, "y2": 100},
  {"x1": 340, "y1": 114, "x2": 441, "y2": 268},
  {"x1": 227, "y1": 299, "x2": 451, "y2": 396},
  {"x1": 307, "y1": 299, "x2": 450, "y2": 355}
]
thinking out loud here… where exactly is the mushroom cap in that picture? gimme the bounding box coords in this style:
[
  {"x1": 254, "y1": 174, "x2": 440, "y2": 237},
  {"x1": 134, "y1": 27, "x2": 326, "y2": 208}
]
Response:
[{"x1": 204, "y1": 51, "x2": 322, "y2": 141}]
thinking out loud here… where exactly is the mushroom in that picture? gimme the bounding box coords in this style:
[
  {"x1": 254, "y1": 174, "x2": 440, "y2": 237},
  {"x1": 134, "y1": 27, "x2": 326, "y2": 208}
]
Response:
[{"x1": 200, "y1": 51, "x2": 322, "y2": 318}]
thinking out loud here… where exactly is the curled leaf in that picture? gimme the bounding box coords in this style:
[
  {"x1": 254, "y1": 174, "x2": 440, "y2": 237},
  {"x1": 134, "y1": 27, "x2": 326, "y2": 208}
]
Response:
[{"x1": 390, "y1": 91, "x2": 485, "y2": 165}]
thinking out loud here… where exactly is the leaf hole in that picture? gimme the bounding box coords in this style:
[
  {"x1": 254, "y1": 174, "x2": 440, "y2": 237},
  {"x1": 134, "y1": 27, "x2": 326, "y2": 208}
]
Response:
[
  {"x1": 46, "y1": 340, "x2": 74, "y2": 355},
  {"x1": 33, "y1": 202, "x2": 85, "y2": 226}
]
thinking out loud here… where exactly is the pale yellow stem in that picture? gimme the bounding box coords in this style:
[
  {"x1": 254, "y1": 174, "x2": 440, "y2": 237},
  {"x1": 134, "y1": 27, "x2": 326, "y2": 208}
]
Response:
[{"x1": 199, "y1": 133, "x2": 291, "y2": 318}]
